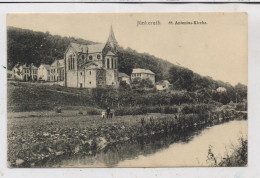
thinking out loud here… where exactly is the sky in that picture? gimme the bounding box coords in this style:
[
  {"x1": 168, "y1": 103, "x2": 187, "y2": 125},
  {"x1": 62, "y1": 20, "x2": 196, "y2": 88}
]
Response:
[{"x1": 7, "y1": 13, "x2": 248, "y2": 85}]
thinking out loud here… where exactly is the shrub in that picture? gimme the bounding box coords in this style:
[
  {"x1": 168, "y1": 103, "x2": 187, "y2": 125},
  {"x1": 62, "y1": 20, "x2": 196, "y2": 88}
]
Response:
[{"x1": 87, "y1": 108, "x2": 100, "y2": 115}]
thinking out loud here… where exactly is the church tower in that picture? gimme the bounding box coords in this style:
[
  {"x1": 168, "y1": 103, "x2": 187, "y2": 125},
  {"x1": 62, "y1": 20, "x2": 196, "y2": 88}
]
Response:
[
  {"x1": 103, "y1": 25, "x2": 119, "y2": 88},
  {"x1": 106, "y1": 25, "x2": 118, "y2": 52}
]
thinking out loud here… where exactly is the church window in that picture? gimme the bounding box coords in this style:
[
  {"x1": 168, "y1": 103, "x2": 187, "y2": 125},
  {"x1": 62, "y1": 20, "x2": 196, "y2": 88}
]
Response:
[
  {"x1": 111, "y1": 58, "x2": 114, "y2": 69},
  {"x1": 107, "y1": 58, "x2": 110, "y2": 69},
  {"x1": 82, "y1": 55, "x2": 85, "y2": 60},
  {"x1": 72, "y1": 58, "x2": 75, "y2": 69},
  {"x1": 80, "y1": 72, "x2": 83, "y2": 76},
  {"x1": 89, "y1": 81, "x2": 91, "y2": 84},
  {"x1": 97, "y1": 54, "x2": 101, "y2": 59},
  {"x1": 89, "y1": 71, "x2": 91, "y2": 75},
  {"x1": 89, "y1": 55, "x2": 93, "y2": 60},
  {"x1": 115, "y1": 60, "x2": 117, "y2": 68}
]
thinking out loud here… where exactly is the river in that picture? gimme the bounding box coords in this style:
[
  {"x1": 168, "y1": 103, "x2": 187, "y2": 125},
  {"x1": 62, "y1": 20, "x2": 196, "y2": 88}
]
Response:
[{"x1": 56, "y1": 120, "x2": 247, "y2": 167}]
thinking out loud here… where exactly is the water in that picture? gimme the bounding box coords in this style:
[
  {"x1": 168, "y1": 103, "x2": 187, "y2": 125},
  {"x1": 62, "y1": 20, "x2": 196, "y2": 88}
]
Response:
[{"x1": 57, "y1": 120, "x2": 247, "y2": 167}]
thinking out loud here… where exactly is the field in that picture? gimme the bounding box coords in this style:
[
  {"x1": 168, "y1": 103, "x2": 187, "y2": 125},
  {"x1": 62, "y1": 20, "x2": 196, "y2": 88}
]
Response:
[{"x1": 7, "y1": 81, "x2": 247, "y2": 167}]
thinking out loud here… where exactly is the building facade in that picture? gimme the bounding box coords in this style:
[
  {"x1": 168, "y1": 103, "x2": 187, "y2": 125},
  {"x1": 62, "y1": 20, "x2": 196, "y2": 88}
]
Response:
[
  {"x1": 64, "y1": 26, "x2": 119, "y2": 88},
  {"x1": 38, "y1": 64, "x2": 50, "y2": 81},
  {"x1": 118, "y1": 72, "x2": 130, "y2": 84},
  {"x1": 12, "y1": 64, "x2": 38, "y2": 81},
  {"x1": 131, "y1": 68, "x2": 155, "y2": 85},
  {"x1": 50, "y1": 59, "x2": 64, "y2": 82}
]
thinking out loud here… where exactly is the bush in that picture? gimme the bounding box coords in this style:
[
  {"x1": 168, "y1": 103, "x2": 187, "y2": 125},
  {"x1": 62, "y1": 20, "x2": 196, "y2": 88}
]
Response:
[{"x1": 87, "y1": 108, "x2": 100, "y2": 115}]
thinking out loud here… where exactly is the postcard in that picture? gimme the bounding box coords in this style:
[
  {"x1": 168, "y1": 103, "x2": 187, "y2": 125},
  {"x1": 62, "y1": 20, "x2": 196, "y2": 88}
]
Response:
[{"x1": 6, "y1": 12, "x2": 247, "y2": 168}]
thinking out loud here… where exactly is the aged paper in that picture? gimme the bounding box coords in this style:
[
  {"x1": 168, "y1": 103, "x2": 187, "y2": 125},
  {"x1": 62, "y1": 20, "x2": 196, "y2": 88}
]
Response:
[{"x1": 7, "y1": 12, "x2": 247, "y2": 168}]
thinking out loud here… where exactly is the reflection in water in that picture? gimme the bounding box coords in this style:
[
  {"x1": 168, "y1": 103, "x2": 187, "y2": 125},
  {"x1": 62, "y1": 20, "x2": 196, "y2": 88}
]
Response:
[{"x1": 57, "y1": 120, "x2": 247, "y2": 167}]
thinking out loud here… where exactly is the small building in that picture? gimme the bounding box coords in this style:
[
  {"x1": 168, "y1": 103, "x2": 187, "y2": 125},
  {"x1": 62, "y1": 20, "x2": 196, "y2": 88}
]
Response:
[
  {"x1": 50, "y1": 59, "x2": 64, "y2": 82},
  {"x1": 11, "y1": 63, "x2": 38, "y2": 81},
  {"x1": 118, "y1": 72, "x2": 130, "y2": 84},
  {"x1": 131, "y1": 68, "x2": 155, "y2": 85},
  {"x1": 11, "y1": 64, "x2": 23, "y2": 80},
  {"x1": 31, "y1": 64, "x2": 38, "y2": 81},
  {"x1": 38, "y1": 64, "x2": 50, "y2": 81},
  {"x1": 216, "y1": 87, "x2": 227, "y2": 93},
  {"x1": 156, "y1": 80, "x2": 172, "y2": 91}
]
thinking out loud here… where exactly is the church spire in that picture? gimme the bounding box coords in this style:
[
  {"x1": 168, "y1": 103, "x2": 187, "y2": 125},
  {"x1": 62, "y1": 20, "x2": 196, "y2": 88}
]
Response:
[{"x1": 107, "y1": 25, "x2": 117, "y2": 44}]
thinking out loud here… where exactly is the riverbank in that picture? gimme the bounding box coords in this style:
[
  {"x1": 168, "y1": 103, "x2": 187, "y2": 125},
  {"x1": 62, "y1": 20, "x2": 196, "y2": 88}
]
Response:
[{"x1": 7, "y1": 107, "x2": 247, "y2": 168}]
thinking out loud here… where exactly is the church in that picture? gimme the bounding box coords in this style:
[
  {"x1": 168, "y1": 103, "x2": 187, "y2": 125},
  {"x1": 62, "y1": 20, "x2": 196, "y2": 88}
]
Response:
[{"x1": 64, "y1": 26, "x2": 119, "y2": 88}]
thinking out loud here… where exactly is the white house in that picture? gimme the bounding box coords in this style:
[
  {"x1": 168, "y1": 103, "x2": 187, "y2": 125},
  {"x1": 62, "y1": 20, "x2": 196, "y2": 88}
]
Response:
[
  {"x1": 156, "y1": 80, "x2": 172, "y2": 91},
  {"x1": 131, "y1": 68, "x2": 155, "y2": 85},
  {"x1": 118, "y1": 72, "x2": 130, "y2": 84},
  {"x1": 38, "y1": 64, "x2": 51, "y2": 81}
]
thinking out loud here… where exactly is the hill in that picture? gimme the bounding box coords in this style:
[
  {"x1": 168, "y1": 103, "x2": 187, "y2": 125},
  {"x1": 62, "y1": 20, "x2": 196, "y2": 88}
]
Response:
[
  {"x1": 7, "y1": 26, "x2": 174, "y2": 81},
  {"x1": 7, "y1": 26, "x2": 247, "y2": 99}
]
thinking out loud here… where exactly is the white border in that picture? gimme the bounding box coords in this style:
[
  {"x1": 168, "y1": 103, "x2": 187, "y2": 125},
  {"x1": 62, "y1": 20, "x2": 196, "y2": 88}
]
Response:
[{"x1": 1, "y1": 3, "x2": 260, "y2": 178}]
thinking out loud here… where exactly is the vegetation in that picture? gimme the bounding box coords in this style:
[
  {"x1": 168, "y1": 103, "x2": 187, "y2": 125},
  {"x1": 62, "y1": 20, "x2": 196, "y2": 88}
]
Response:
[
  {"x1": 8, "y1": 104, "x2": 247, "y2": 167},
  {"x1": 207, "y1": 137, "x2": 248, "y2": 167}
]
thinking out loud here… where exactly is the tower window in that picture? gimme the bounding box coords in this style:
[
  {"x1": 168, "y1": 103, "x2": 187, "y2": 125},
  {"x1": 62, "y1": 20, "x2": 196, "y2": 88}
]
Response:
[
  {"x1": 107, "y1": 58, "x2": 110, "y2": 69},
  {"x1": 89, "y1": 55, "x2": 93, "y2": 60},
  {"x1": 89, "y1": 71, "x2": 91, "y2": 75},
  {"x1": 97, "y1": 54, "x2": 101, "y2": 59}
]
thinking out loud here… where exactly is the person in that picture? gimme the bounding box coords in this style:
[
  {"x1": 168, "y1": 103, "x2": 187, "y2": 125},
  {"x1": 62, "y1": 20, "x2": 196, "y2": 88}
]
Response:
[
  {"x1": 101, "y1": 110, "x2": 106, "y2": 119},
  {"x1": 106, "y1": 107, "x2": 111, "y2": 119}
]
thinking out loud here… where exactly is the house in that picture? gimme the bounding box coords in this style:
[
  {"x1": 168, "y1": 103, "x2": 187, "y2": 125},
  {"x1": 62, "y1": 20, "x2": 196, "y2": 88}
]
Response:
[
  {"x1": 216, "y1": 87, "x2": 227, "y2": 93},
  {"x1": 131, "y1": 68, "x2": 155, "y2": 85},
  {"x1": 12, "y1": 64, "x2": 38, "y2": 81},
  {"x1": 156, "y1": 80, "x2": 172, "y2": 91},
  {"x1": 118, "y1": 72, "x2": 130, "y2": 84},
  {"x1": 11, "y1": 64, "x2": 23, "y2": 80},
  {"x1": 38, "y1": 64, "x2": 50, "y2": 81},
  {"x1": 50, "y1": 59, "x2": 64, "y2": 82},
  {"x1": 30, "y1": 64, "x2": 38, "y2": 81},
  {"x1": 64, "y1": 26, "x2": 119, "y2": 88}
]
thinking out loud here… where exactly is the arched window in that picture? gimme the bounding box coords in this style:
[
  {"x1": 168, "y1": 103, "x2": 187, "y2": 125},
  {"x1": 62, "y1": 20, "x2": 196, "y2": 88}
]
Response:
[
  {"x1": 107, "y1": 58, "x2": 110, "y2": 69},
  {"x1": 111, "y1": 58, "x2": 114, "y2": 69},
  {"x1": 97, "y1": 54, "x2": 101, "y2": 59},
  {"x1": 89, "y1": 55, "x2": 93, "y2": 60}
]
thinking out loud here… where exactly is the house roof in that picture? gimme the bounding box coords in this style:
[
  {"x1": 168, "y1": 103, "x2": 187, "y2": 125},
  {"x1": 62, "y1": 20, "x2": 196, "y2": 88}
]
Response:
[
  {"x1": 156, "y1": 80, "x2": 170, "y2": 85},
  {"x1": 132, "y1": 68, "x2": 155, "y2": 75},
  {"x1": 51, "y1": 59, "x2": 64, "y2": 67},
  {"x1": 70, "y1": 42, "x2": 105, "y2": 54},
  {"x1": 118, "y1": 72, "x2": 129, "y2": 78},
  {"x1": 40, "y1": 64, "x2": 51, "y2": 69}
]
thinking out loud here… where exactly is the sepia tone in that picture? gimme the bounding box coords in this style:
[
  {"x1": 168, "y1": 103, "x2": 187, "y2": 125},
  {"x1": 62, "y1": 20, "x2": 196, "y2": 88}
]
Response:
[{"x1": 7, "y1": 13, "x2": 247, "y2": 168}]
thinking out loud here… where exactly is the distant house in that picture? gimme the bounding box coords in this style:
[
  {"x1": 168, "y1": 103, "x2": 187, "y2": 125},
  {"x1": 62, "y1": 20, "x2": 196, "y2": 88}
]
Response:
[
  {"x1": 156, "y1": 80, "x2": 172, "y2": 91},
  {"x1": 11, "y1": 64, "x2": 23, "y2": 80},
  {"x1": 118, "y1": 72, "x2": 130, "y2": 84},
  {"x1": 38, "y1": 64, "x2": 50, "y2": 81},
  {"x1": 131, "y1": 68, "x2": 155, "y2": 85},
  {"x1": 50, "y1": 59, "x2": 64, "y2": 82},
  {"x1": 216, "y1": 87, "x2": 227, "y2": 93},
  {"x1": 31, "y1": 64, "x2": 38, "y2": 81}
]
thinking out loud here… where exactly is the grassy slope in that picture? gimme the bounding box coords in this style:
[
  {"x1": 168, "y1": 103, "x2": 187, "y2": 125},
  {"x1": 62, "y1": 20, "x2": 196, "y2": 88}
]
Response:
[{"x1": 8, "y1": 82, "x2": 96, "y2": 112}]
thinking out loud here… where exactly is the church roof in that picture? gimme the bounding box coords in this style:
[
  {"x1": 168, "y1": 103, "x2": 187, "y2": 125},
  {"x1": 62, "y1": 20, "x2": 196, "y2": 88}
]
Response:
[
  {"x1": 132, "y1": 68, "x2": 155, "y2": 75},
  {"x1": 70, "y1": 42, "x2": 105, "y2": 54},
  {"x1": 106, "y1": 51, "x2": 115, "y2": 56}
]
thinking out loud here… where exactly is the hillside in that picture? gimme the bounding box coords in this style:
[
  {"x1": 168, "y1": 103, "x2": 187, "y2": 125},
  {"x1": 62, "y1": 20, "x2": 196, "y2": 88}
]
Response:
[
  {"x1": 7, "y1": 26, "x2": 247, "y2": 98},
  {"x1": 7, "y1": 26, "x2": 174, "y2": 81}
]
